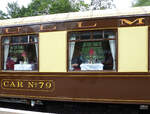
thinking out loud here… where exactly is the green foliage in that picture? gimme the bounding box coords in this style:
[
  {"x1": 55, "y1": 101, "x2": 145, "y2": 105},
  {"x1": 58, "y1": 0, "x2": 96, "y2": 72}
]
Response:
[
  {"x1": 49, "y1": 0, "x2": 77, "y2": 14},
  {"x1": 7, "y1": 2, "x2": 22, "y2": 18},
  {"x1": 90, "y1": 0, "x2": 115, "y2": 10},
  {"x1": 0, "y1": 10, "x2": 8, "y2": 19},
  {"x1": 26, "y1": 0, "x2": 52, "y2": 16},
  {"x1": 133, "y1": 0, "x2": 150, "y2": 7},
  {"x1": 0, "y1": 0, "x2": 115, "y2": 19},
  {"x1": 4, "y1": 0, "x2": 89, "y2": 18},
  {"x1": 70, "y1": 0, "x2": 89, "y2": 11}
]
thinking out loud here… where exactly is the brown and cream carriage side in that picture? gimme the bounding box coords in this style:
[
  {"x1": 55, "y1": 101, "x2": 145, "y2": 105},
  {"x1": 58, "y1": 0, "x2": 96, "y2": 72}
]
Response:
[{"x1": 0, "y1": 6, "x2": 149, "y2": 105}]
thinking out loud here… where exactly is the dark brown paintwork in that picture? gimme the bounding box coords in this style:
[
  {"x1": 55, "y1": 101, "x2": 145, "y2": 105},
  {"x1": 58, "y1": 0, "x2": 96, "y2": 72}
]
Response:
[
  {"x1": 148, "y1": 28, "x2": 150, "y2": 71},
  {"x1": 0, "y1": 16, "x2": 150, "y2": 35},
  {"x1": 0, "y1": 36, "x2": 2, "y2": 71},
  {"x1": 0, "y1": 72, "x2": 150, "y2": 104}
]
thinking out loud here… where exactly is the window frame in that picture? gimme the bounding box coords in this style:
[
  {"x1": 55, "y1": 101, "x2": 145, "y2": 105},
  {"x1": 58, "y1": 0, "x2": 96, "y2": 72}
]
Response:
[
  {"x1": 67, "y1": 29, "x2": 117, "y2": 72},
  {"x1": 148, "y1": 27, "x2": 150, "y2": 72},
  {"x1": 1, "y1": 34, "x2": 39, "y2": 72}
]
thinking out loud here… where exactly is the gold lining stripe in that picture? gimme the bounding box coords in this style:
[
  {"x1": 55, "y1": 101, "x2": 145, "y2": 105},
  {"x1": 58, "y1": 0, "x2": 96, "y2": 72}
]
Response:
[
  {"x1": 1, "y1": 94, "x2": 150, "y2": 103},
  {"x1": 0, "y1": 74, "x2": 149, "y2": 77},
  {"x1": 0, "y1": 33, "x2": 38, "y2": 37},
  {"x1": 67, "y1": 27, "x2": 117, "y2": 32}
]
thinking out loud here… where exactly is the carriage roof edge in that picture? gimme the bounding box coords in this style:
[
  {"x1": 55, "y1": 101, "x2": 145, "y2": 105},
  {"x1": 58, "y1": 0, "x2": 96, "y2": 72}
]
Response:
[{"x1": 0, "y1": 6, "x2": 150, "y2": 27}]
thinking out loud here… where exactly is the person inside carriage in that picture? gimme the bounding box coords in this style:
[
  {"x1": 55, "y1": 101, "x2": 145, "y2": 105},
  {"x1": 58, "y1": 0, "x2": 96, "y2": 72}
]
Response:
[{"x1": 71, "y1": 52, "x2": 84, "y2": 71}]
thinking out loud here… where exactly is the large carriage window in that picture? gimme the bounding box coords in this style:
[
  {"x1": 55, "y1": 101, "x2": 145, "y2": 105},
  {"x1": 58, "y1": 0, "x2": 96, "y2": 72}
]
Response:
[
  {"x1": 68, "y1": 30, "x2": 116, "y2": 71},
  {"x1": 2, "y1": 35, "x2": 38, "y2": 71}
]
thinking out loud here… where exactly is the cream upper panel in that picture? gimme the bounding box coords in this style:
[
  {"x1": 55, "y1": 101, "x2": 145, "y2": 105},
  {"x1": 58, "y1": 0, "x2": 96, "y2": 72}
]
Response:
[
  {"x1": 39, "y1": 31, "x2": 67, "y2": 72},
  {"x1": 118, "y1": 26, "x2": 148, "y2": 72}
]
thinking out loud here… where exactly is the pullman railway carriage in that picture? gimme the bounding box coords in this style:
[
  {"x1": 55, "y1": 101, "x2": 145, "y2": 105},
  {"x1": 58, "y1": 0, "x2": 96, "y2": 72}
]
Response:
[{"x1": 0, "y1": 6, "x2": 150, "y2": 109}]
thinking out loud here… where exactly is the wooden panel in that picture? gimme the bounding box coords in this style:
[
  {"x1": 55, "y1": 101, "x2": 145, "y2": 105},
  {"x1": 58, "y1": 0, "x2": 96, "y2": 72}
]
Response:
[
  {"x1": 1, "y1": 16, "x2": 150, "y2": 35},
  {"x1": 149, "y1": 28, "x2": 150, "y2": 71},
  {"x1": 0, "y1": 72, "x2": 150, "y2": 104}
]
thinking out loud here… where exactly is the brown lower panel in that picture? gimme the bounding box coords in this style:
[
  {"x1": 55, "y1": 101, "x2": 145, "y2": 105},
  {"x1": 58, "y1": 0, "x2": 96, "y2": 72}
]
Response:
[
  {"x1": 1, "y1": 94, "x2": 150, "y2": 105},
  {"x1": 0, "y1": 72, "x2": 150, "y2": 104}
]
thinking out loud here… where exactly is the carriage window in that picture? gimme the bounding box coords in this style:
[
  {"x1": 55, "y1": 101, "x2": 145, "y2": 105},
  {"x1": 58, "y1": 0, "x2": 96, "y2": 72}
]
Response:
[
  {"x1": 68, "y1": 30, "x2": 116, "y2": 71},
  {"x1": 2, "y1": 35, "x2": 38, "y2": 71}
]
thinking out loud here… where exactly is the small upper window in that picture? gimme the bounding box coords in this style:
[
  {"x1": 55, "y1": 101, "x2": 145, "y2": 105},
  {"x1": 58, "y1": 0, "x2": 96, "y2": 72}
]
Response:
[
  {"x1": 2, "y1": 35, "x2": 38, "y2": 71},
  {"x1": 68, "y1": 30, "x2": 116, "y2": 71},
  {"x1": 93, "y1": 31, "x2": 103, "y2": 39},
  {"x1": 80, "y1": 32, "x2": 91, "y2": 40}
]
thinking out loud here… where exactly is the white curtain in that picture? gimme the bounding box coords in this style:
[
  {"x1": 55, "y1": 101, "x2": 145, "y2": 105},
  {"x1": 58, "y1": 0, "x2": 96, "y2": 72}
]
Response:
[
  {"x1": 109, "y1": 39, "x2": 116, "y2": 70},
  {"x1": 69, "y1": 36, "x2": 76, "y2": 70},
  {"x1": 4, "y1": 38, "x2": 10, "y2": 70},
  {"x1": 34, "y1": 37, "x2": 38, "y2": 60}
]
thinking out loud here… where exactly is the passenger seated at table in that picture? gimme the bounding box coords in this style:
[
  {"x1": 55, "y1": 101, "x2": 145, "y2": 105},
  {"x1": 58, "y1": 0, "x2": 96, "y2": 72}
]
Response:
[
  {"x1": 16, "y1": 55, "x2": 24, "y2": 64},
  {"x1": 6, "y1": 57, "x2": 15, "y2": 70},
  {"x1": 102, "y1": 51, "x2": 113, "y2": 70},
  {"x1": 72, "y1": 54, "x2": 84, "y2": 71}
]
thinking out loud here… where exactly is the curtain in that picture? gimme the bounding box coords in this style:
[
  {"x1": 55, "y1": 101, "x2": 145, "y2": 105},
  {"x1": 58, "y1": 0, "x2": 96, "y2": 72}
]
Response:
[
  {"x1": 69, "y1": 36, "x2": 76, "y2": 70},
  {"x1": 4, "y1": 38, "x2": 10, "y2": 70},
  {"x1": 109, "y1": 39, "x2": 116, "y2": 70},
  {"x1": 34, "y1": 37, "x2": 38, "y2": 60}
]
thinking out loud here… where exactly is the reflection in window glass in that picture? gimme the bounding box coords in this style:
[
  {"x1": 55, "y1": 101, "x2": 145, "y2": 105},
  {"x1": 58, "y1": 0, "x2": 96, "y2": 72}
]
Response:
[
  {"x1": 93, "y1": 31, "x2": 103, "y2": 39},
  {"x1": 104, "y1": 30, "x2": 116, "y2": 39},
  {"x1": 2, "y1": 35, "x2": 38, "y2": 71},
  {"x1": 68, "y1": 30, "x2": 116, "y2": 71},
  {"x1": 69, "y1": 33, "x2": 80, "y2": 41},
  {"x1": 80, "y1": 32, "x2": 91, "y2": 40}
]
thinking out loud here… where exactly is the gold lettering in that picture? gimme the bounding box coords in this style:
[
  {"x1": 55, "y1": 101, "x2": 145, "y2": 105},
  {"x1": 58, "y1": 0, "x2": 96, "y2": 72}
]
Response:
[
  {"x1": 28, "y1": 82, "x2": 34, "y2": 88},
  {"x1": 34, "y1": 82, "x2": 38, "y2": 88},
  {"x1": 121, "y1": 18, "x2": 145, "y2": 25},
  {"x1": 1, "y1": 80, "x2": 54, "y2": 91},
  {"x1": 39, "y1": 82, "x2": 44, "y2": 88},
  {"x1": 5, "y1": 28, "x2": 8, "y2": 33},
  {"x1": 78, "y1": 22, "x2": 82, "y2": 28},
  {"x1": 40, "y1": 25, "x2": 56, "y2": 31},
  {"x1": 45, "y1": 82, "x2": 52, "y2": 88},
  {"x1": 3, "y1": 81, "x2": 9, "y2": 87},
  {"x1": 10, "y1": 82, "x2": 16, "y2": 88},
  {"x1": 5, "y1": 28, "x2": 19, "y2": 33},
  {"x1": 78, "y1": 22, "x2": 97, "y2": 28},
  {"x1": 17, "y1": 81, "x2": 23, "y2": 88},
  {"x1": 28, "y1": 82, "x2": 38, "y2": 88}
]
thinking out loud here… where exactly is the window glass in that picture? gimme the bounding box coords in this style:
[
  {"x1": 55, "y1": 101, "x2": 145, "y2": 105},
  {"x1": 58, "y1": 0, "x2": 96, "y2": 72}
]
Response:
[
  {"x1": 80, "y1": 32, "x2": 91, "y2": 40},
  {"x1": 2, "y1": 35, "x2": 38, "y2": 71},
  {"x1": 104, "y1": 30, "x2": 116, "y2": 39},
  {"x1": 93, "y1": 31, "x2": 103, "y2": 39},
  {"x1": 68, "y1": 30, "x2": 116, "y2": 71},
  {"x1": 69, "y1": 33, "x2": 80, "y2": 41}
]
